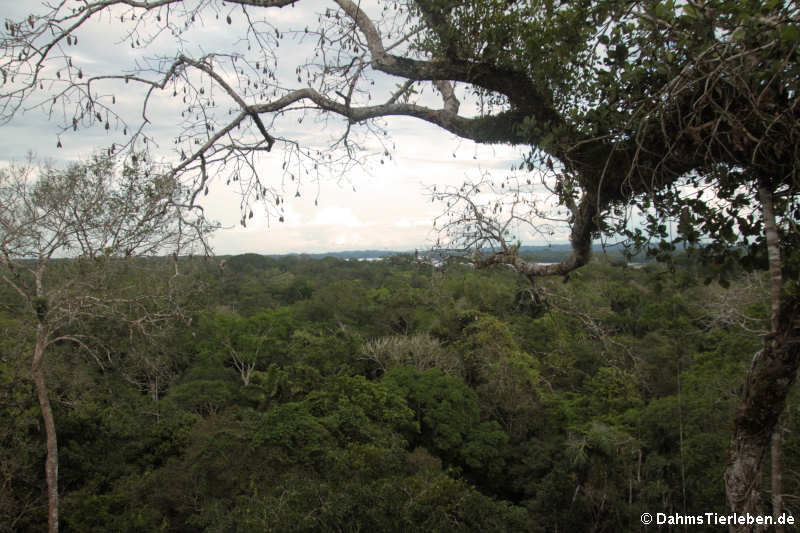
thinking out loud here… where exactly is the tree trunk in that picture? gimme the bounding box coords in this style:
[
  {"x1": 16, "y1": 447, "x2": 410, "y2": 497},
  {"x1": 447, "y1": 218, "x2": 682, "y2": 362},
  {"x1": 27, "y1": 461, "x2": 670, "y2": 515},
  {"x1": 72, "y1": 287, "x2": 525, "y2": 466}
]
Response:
[
  {"x1": 772, "y1": 426, "x2": 783, "y2": 533},
  {"x1": 31, "y1": 325, "x2": 59, "y2": 533},
  {"x1": 759, "y1": 185, "x2": 783, "y2": 335},
  {"x1": 724, "y1": 313, "x2": 799, "y2": 531},
  {"x1": 723, "y1": 186, "x2": 798, "y2": 532}
]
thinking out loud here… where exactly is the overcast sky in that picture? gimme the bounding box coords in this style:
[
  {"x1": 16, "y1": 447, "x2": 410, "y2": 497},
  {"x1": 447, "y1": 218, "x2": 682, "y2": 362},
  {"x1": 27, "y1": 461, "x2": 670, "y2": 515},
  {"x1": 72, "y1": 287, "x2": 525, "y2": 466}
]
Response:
[{"x1": 0, "y1": 0, "x2": 563, "y2": 255}]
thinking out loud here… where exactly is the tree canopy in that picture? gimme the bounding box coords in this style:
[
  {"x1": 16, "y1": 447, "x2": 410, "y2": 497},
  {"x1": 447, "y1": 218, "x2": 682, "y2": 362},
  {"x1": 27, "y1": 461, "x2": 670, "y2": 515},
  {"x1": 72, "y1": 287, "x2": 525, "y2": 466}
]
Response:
[
  {"x1": 1, "y1": 251, "x2": 792, "y2": 532},
  {"x1": 2, "y1": 0, "x2": 799, "y2": 528},
  {"x1": 0, "y1": 154, "x2": 212, "y2": 533}
]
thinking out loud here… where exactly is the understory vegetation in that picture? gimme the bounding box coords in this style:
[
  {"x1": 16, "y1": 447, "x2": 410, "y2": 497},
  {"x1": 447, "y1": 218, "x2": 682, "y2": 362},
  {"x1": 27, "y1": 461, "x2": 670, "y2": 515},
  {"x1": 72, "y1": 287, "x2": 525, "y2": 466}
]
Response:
[{"x1": 2, "y1": 252, "x2": 796, "y2": 532}]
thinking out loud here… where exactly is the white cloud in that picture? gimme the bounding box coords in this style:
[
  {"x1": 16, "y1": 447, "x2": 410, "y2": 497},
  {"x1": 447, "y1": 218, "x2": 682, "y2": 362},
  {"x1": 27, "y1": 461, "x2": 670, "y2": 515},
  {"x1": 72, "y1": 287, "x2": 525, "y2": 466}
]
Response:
[
  {"x1": 0, "y1": 1, "x2": 559, "y2": 255},
  {"x1": 309, "y1": 206, "x2": 366, "y2": 227}
]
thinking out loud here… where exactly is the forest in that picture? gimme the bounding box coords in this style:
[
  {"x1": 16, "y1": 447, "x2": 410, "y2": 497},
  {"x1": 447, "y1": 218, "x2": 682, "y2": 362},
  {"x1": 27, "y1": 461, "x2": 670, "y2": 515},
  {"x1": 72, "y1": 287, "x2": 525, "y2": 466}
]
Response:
[
  {"x1": 1, "y1": 249, "x2": 794, "y2": 532},
  {"x1": 1, "y1": 0, "x2": 799, "y2": 531}
]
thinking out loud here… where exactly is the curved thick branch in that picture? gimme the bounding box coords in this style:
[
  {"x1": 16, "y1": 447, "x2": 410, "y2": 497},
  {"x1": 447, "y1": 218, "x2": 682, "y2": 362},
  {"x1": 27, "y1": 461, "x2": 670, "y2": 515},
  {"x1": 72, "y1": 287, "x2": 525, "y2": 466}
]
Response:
[
  {"x1": 250, "y1": 87, "x2": 528, "y2": 145},
  {"x1": 475, "y1": 193, "x2": 597, "y2": 279},
  {"x1": 335, "y1": 0, "x2": 574, "y2": 143}
]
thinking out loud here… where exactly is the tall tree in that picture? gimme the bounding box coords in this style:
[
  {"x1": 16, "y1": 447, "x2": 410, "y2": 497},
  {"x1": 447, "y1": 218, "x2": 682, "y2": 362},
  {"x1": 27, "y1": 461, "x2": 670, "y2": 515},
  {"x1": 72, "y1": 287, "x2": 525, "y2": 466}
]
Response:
[
  {"x1": 1, "y1": 0, "x2": 798, "y2": 522},
  {"x1": 0, "y1": 154, "x2": 212, "y2": 533}
]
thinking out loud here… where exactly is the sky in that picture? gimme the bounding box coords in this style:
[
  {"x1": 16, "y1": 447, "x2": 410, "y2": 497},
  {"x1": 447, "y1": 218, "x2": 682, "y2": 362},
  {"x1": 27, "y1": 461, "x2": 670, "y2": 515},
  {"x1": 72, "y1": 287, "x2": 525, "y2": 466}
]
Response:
[{"x1": 0, "y1": 0, "x2": 563, "y2": 255}]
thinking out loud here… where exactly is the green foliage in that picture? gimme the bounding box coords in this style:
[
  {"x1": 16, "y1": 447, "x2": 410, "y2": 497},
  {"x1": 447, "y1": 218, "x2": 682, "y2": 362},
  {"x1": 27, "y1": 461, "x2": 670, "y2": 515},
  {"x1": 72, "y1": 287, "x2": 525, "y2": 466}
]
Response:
[
  {"x1": 3, "y1": 0, "x2": 797, "y2": 527},
  {"x1": 585, "y1": 366, "x2": 643, "y2": 417},
  {"x1": 383, "y1": 366, "x2": 509, "y2": 475},
  {"x1": 0, "y1": 313, "x2": 43, "y2": 533},
  {"x1": 304, "y1": 375, "x2": 417, "y2": 447},
  {"x1": 0, "y1": 254, "x2": 782, "y2": 531}
]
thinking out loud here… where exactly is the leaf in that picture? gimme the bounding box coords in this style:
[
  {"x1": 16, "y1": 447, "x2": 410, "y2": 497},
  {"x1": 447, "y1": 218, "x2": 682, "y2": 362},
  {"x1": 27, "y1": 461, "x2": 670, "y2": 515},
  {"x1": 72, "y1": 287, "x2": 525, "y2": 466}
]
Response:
[
  {"x1": 682, "y1": 4, "x2": 700, "y2": 18},
  {"x1": 780, "y1": 25, "x2": 799, "y2": 43}
]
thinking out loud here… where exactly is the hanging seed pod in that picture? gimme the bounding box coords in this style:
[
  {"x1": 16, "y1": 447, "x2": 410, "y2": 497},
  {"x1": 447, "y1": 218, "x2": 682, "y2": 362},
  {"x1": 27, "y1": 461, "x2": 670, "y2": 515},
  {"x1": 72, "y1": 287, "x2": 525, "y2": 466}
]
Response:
[{"x1": 226, "y1": 15, "x2": 232, "y2": 24}]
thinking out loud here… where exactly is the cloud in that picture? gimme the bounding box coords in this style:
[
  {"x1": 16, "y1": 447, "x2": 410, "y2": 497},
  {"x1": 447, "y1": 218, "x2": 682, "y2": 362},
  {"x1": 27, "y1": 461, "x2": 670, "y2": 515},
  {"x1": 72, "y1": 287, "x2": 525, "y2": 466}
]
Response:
[
  {"x1": 309, "y1": 206, "x2": 368, "y2": 228},
  {"x1": 0, "y1": 2, "x2": 557, "y2": 255}
]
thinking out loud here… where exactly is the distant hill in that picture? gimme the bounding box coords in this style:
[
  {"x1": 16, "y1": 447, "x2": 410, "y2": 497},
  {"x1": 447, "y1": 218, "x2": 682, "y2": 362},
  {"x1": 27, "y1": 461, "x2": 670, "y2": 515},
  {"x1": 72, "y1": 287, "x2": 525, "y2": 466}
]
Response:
[
  {"x1": 517, "y1": 243, "x2": 652, "y2": 263},
  {"x1": 260, "y1": 243, "x2": 651, "y2": 263},
  {"x1": 274, "y1": 249, "x2": 406, "y2": 260}
]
